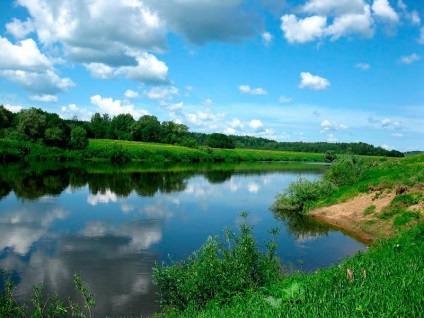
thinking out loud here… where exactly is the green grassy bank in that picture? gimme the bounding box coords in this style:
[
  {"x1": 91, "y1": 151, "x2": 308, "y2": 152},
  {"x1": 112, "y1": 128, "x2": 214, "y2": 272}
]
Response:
[
  {"x1": 159, "y1": 222, "x2": 424, "y2": 318},
  {"x1": 0, "y1": 138, "x2": 327, "y2": 163}
]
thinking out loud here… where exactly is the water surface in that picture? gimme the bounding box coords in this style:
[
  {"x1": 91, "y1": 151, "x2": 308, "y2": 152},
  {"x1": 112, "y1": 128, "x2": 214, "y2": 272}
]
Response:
[{"x1": 0, "y1": 162, "x2": 367, "y2": 317}]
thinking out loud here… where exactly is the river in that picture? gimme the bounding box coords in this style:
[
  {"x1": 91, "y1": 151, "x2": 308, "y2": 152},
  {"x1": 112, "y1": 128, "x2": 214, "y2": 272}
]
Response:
[{"x1": 0, "y1": 161, "x2": 367, "y2": 317}]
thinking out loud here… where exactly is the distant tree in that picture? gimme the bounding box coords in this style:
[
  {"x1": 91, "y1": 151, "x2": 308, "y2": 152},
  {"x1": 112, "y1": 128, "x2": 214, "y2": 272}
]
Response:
[
  {"x1": 160, "y1": 121, "x2": 189, "y2": 145},
  {"x1": 131, "y1": 115, "x2": 161, "y2": 142},
  {"x1": 16, "y1": 108, "x2": 47, "y2": 141},
  {"x1": 205, "y1": 133, "x2": 235, "y2": 149},
  {"x1": 108, "y1": 114, "x2": 134, "y2": 140},
  {"x1": 70, "y1": 126, "x2": 88, "y2": 149},
  {"x1": 90, "y1": 113, "x2": 110, "y2": 139}
]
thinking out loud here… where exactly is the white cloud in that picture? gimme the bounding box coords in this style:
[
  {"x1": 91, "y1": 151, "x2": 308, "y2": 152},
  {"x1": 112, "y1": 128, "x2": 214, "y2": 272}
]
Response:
[
  {"x1": 90, "y1": 95, "x2": 148, "y2": 119},
  {"x1": 262, "y1": 32, "x2": 273, "y2": 46},
  {"x1": 185, "y1": 109, "x2": 225, "y2": 128},
  {"x1": 326, "y1": 5, "x2": 374, "y2": 40},
  {"x1": 238, "y1": 85, "x2": 267, "y2": 95},
  {"x1": 0, "y1": 37, "x2": 51, "y2": 72},
  {"x1": 0, "y1": 37, "x2": 74, "y2": 94},
  {"x1": 320, "y1": 119, "x2": 348, "y2": 132},
  {"x1": 281, "y1": 14, "x2": 327, "y2": 43},
  {"x1": 84, "y1": 63, "x2": 116, "y2": 79},
  {"x1": 249, "y1": 119, "x2": 264, "y2": 131},
  {"x1": 299, "y1": 72, "x2": 330, "y2": 90},
  {"x1": 120, "y1": 53, "x2": 170, "y2": 84},
  {"x1": 356, "y1": 62, "x2": 370, "y2": 70},
  {"x1": 60, "y1": 104, "x2": 92, "y2": 121},
  {"x1": 87, "y1": 190, "x2": 117, "y2": 206},
  {"x1": 29, "y1": 94, "x2": 58, "y2": 103},
  {"x1": 144, "y1": 86, "x2": 178, "y2": 101},
  {"x1": 4, "y1": 104, "x2": 24, "y2": 113},
  {"x1": 371, "y1": 0, "x2": 399, "y2": 22},
  {"x1": 279, "y1": 95, "x2": 293, "y2": 103},
  {"x1": 124, "y1": 90, "x2": 139, "y2": 99},
  {"x1": 15, "y1": 0, "x2": 167, "y2": 61},
  {"x1": 400, "y1": 53, "x2": 420, "y2": 64},
  {"x1": 392, "y1": 132, "x2": 403, "y2": 137},
  {"x1": 6, "y1": 18, "x2": 34, "y2": 39}
]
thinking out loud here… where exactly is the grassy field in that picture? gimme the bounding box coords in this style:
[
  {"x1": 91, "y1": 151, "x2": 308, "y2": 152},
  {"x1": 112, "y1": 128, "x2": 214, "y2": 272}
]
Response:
[{"x1": 85, "y1": 139, "x2": 327, "y2": 163}]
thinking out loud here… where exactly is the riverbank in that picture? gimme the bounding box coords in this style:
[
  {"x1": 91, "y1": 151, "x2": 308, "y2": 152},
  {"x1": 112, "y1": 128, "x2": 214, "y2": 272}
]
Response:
[{"x1": 0, "y1": 138, "x2": 327, "y2": 163}]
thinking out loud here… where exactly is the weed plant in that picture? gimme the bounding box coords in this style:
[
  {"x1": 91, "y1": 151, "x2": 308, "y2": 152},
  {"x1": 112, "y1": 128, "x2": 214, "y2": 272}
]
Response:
[
  {"x1": 153, "y1": 213, "x2": 281, "y2": 313},
  {"x1": 0, "y1": 274, "x2": 95, "y2": 318},
  {"x1": 158, "y1": 222, "x2": 424, "y2": 318}
]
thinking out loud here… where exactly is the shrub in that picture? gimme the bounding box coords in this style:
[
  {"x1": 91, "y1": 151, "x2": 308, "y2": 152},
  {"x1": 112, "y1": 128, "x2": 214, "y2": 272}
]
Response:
[
  {"x1": 106, "y1": 143, "x2": 131, "y2": 164},
  {"x1": 153, "y1": 213, "x2": 281, "y2": 312},
  {"x1": 271, "y1": 178, "x2": 338, "y2": 213},
  {"x1": 70, "y1": 127, "x2": 89, "y2": 150},
  {"x1": 324, "y1": 155, "x2": 365, "y2": 186}
]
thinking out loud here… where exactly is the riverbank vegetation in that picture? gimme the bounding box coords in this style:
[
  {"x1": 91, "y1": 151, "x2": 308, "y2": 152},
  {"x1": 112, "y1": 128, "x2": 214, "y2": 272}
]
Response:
[
  {"x1": 153, "y1": 154, "x2": 423, "y2": 317},
  {"x1": 1, "y1": 105, "x2": 403, "y2": 164}
]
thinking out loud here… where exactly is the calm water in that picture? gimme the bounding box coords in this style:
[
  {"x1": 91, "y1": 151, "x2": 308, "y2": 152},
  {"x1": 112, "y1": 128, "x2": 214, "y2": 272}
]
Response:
[{"x1": 0, "y1": 162, "x2": 367, "y2": 317}]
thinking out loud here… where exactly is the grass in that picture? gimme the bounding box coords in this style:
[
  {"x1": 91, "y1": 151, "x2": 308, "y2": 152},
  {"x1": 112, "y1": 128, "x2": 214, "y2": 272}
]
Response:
[
  {"x1": 156, "y1": 222, "x2": 424, "y2": 318},
  {"x1": 85, "y1": 139, "x2": 327, "y2": 163}
]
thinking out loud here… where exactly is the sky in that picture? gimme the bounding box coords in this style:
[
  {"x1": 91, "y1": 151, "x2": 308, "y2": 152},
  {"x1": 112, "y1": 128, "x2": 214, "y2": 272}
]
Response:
[{"x1": 0, "y1": 0, "x2": 423, "y2": 152}]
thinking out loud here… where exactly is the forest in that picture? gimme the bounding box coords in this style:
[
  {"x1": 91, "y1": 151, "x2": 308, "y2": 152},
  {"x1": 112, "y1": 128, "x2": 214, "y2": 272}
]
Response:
[{"x1": 0, "y1": 105, "x2": 404, "y2": 157}]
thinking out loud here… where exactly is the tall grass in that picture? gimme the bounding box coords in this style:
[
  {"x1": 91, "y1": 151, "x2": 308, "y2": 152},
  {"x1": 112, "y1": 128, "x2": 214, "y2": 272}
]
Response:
[{"x1": 157, "y1": 222, "x2": 424, "y2": 317}]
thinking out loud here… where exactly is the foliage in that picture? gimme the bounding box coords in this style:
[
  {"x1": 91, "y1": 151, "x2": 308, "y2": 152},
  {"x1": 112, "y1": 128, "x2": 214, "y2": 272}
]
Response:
[
  {"x1": 271, "y1": 178, "x2": 338, "y2": 213},
  {"x1": 153, "y1": 213, "x2": 281, "y2": 312},
  {"x1": 0, "y1": 273, "x2": 95, "y2": 318},
  {"x1": 205, "y1": 133, "x2": 235, "y2": 149},
  {"x1": 16, "y1": 108, "x2": 47, "y2": 142},
  {"x1": 107, "y1": 113, "x2": 134, "y2": 141},
  {"x1": 323, "y1": 155, "x2": 365, "y2": 186},
  {"x1": 90, "y1": 113, "x2": 110, "y2": 139},
  {"x1": 160, "y1": 222, "x2": 424, "y2": 318},
  {"x1": 70, "y1": 127, "x2": 89, "y2": 150}
]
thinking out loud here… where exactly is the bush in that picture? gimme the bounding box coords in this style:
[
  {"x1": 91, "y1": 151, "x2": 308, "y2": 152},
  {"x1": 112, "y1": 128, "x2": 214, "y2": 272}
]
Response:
[
  {"x1": 271, "y1": 178, "x2": 338, "y2": 213},
  {"x1": 106, "y1": 143, "x2": 131, "y2": 164},
  {"x1": 324, "y1": 155, "x2": 365, "y2": 186},
  {"x1": 70, "y1": 127, "x2": 89, "y2": 150},
  {"x1": 153, "y1": 213, "x2": 281, "y2": 312}
]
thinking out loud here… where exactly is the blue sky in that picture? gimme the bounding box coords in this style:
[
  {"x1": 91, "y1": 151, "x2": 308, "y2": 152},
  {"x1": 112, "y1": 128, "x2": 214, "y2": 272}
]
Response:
[{"x1": 0, "y1": 0, "x2": 423, "y2": 151}]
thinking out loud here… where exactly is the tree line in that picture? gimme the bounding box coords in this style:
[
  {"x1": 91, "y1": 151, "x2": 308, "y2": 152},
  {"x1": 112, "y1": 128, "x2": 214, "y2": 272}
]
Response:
[{"x1": 0, "y1": 105, "x2": 404, "y2": 157}]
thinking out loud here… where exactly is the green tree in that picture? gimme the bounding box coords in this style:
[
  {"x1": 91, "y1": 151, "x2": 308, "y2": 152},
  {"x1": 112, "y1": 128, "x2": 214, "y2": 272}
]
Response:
[
  {"x1": 16, "y1": 108, "x2": 47, "y2": 141},
  {"x1": 205, "y1": 133, "x2": 235, "y2": 149},
  {"x1": 0, "y1": 105, "x2": 15, "y2": 129},
  {"x1": 108, "y1": 114, "x2": 134, "y2": 140},
  {"x1": 70, "y1": 126, "x2": 88, "y2": 149},
  {"x1": 90, "y1": 113, "x2": 110, "y2": 139},
  {"x1": 160, "y1": 121, "x2": 189, "y2": 145},
  {"x1": 44, "y1": 127, "x2": 66, "y2": 148},
  {"x1": 131, "y1": 115, "x2": 161, "y2": 142}
]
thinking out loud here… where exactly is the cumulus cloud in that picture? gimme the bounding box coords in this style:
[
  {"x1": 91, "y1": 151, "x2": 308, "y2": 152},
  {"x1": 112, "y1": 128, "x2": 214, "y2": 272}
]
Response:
[
  {"x1": 29, "y1": 94, "x2": 58, "y2": 103},
  {"x1": 124, "y1": 90, "x2": 139, "y2": 99},
  {"x1": 320, "y1": 119, "x2": 348, "y2": 132},
  {"x1": 0, "y1": 37, "x2": 73, "y2": 94},
  {"x1": 14, "y1": 0, "x2": 167, "y2": 61},
  {"x1": 400, "y1": 53, "x2": 420, "y2": 64},
  {"x1": 144, "y1": 86, "x2": 178, "y2": 101},
  {"x1": 356, "y1": 62, "x2": 371, "y2": 70},
  {"x1": 145, "y1": 0, "x2": 261, "y2": 45},
  {"x1": 185, "y1": 109, "x2": 225, "y2": 128},
  {"x1": 90, "y1": 95, "x2": 148, "y2": 119},
  {"x1": 397, "y1": 0, "x2": 420, "y2": 25},
  {"x1": 299, "y1": 72, "x2": 330, "y2": 90},
  {"x1": 238, "y1": 85, "x2": 267, "y2": 95},
  {"x1": 60, "y1": 104, "x2": 92, "y2": 121},
  {"x1": 249, "y1": 119, "x2": 264, "y2": 131},
  {"x1": 301, "y1": 0, "x2": 366, "y2": 16},
  {"x1": 372, "y1": 0, "x2": 399, "y2": 22},
  {"x1": 326, "y1": 5, "x2": 374, "y2": 40},
  {"x1": 281, "y1": 14, "x2": 327, "y2": 43},
  {"x1": 6, "y1": 18, "x2": 34, "y2": 39}
]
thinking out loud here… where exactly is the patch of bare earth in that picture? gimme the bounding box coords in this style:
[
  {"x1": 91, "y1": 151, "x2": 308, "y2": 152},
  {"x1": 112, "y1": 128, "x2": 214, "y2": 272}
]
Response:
[{"x1": 309, "y1": 191, "x2": 397, "y2": 243}]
